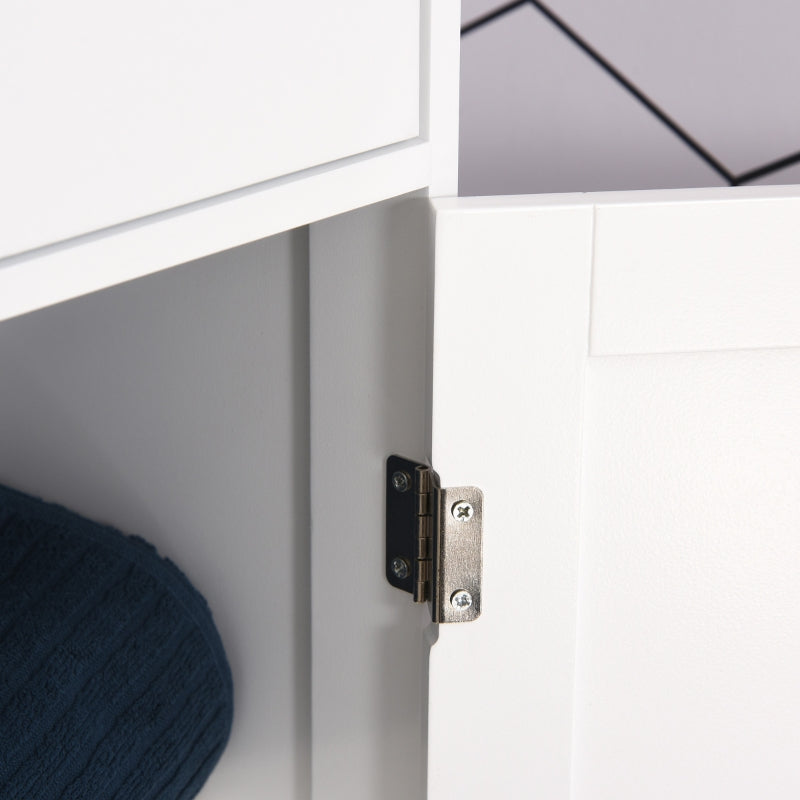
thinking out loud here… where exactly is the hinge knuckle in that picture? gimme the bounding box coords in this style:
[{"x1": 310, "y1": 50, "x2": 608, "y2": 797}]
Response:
[{"x1": 416, "y1": 491, "x2": 430, "y2": 517}]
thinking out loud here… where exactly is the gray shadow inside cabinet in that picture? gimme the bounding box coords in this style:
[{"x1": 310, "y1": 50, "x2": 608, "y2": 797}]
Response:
[{"x1": 0, "y1": 229, "x2": 312, "y2": 799}]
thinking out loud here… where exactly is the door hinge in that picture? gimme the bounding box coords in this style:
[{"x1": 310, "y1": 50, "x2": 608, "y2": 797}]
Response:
[{"x1": 385, "y1": 455, "x2": 483, "y2": 623}]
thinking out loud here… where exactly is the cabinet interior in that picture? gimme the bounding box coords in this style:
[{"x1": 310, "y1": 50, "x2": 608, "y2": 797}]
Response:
[{"x1": 0, "y1": 228, "x2": 312, "y2": 799}]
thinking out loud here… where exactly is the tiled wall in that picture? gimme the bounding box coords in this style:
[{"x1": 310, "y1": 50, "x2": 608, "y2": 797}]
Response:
[{"x1": 460, "y1": 0, "x2": 800, "y2": 195}]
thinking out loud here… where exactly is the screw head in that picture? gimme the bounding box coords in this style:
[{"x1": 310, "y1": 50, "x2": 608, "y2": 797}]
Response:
[
  {"x1": 450, "y1": 590, "x2": 473, "y2": 610},
  {"x1": 391, "y1": 557, "x2": 410, "y2": 579},
  {"x1": 451, "y1": 501, "x2": 474, "y2": 522},
  {"x1": 392, "y1": 471, "x2": 411, "y2": 493}
]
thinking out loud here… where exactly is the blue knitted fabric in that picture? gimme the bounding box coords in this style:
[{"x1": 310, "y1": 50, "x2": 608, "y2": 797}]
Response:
[{"x1": 0, "y1": 483, "x2": 234, "y2": 800}]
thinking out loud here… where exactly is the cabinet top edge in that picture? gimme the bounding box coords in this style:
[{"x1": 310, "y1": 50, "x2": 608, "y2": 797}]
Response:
[{"x1": 432, "y1": 184, "x2": 800, "y2": 216}]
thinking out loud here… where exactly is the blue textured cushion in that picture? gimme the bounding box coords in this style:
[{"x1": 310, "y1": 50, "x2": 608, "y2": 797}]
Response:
[{"x1": 0, "y1": 483, "x2": 234, "y2": 800}]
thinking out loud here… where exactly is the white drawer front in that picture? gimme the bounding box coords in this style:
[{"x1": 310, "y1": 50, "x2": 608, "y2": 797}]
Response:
[{"x1": 1, "y1": 0, "x2": 420, "y2": 257}]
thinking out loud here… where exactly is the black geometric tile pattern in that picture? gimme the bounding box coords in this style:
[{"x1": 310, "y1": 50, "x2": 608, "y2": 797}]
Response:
[{"x1": 460, "y1": 0, "x2": 800, "y2": 194}]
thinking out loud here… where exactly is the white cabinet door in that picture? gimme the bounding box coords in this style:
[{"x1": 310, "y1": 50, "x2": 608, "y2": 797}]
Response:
[
  {"x1": 428, "y1": 186, "x2": 800, "y2": 799},
  {"x1": 1, "y1": 0, "x2": 420, "y2": 257}
]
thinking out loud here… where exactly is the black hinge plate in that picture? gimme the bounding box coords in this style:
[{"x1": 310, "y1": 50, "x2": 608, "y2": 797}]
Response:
[{"x1": 385, "y1": 455, "x2": 432, "y2": 598}]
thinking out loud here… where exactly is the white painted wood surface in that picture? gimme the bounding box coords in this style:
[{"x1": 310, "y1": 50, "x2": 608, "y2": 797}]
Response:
[
  {"x1": 420, "y1": 0, "x2": 462, "y2": 197},
  {"x1": 0, "y1": 139, "x2": 431, "y2": 324},
  {"x1": 429, "y1": 198, "x2": 594, "y2": 799},
  {"x1": 1, "y1": 0, "x2": 419, "y2": 258},
  {"x1": 309, "y1": 193, "x2": 434, "y2": 800},
  {"x1": 591, "y1": 193, "x2": 800, "y2": 355},
  {"x1": 305, "y1": 7, "x2": 459, "y2": 793},
  {"x1": 429, "y1": 187, "x2": 800, "y2": 798},
  {"x1": 575, "y1": 350, "x2": 800, "y2": 799}
]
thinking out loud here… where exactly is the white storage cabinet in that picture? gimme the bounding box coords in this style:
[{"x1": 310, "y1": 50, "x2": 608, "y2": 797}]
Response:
[
  {"x1": 1, "y1": 4, "x2": 458, "y2": 799},
  {"x1": 3, "y1": 4, "x2": 800, "y2": 800}
]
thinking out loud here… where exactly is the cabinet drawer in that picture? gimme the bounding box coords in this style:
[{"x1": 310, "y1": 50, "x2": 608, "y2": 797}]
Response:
[{"x1": 1, "y1": 0, "x2": 420, "y2": 257}]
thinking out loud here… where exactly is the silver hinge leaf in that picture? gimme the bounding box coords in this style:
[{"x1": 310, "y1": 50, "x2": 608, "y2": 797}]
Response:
[{"x1": 386, "y1": 455, "x2": 483, "y2": 623}]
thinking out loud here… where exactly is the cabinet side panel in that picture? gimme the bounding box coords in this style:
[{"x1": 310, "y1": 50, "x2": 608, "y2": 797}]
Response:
[
  {"x1": 309, "y1": 194, "x2": 434, "y2": 800},
  {"x1": 429, "y1": 203, "x2": 593, "y2": 799},
  {"x1": 421, "y1": 0, "x2": 462, "y2": 196}
]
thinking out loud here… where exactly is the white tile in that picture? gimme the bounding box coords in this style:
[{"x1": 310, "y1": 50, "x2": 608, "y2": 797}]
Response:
[
  {"x1": 543, "y1": 0, "x2": 800, "y2": 174},
  {"x1": 459, "y1": 5, "x2": 725, "y2": 195},
  {"x1": 462, "y1": 0, "x2": 513, "y2": 25}
]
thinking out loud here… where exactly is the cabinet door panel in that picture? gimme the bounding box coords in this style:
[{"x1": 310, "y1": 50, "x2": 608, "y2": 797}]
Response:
[
  {"x1": 574, "y1": 349, "x2": 800, "y2": 799},
  {"x1": 429, "y1": 187, "x2": 800, "y2": 799},
  {"x1": 1, "y1": 0, "x2": 419, "y2": 257}
]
